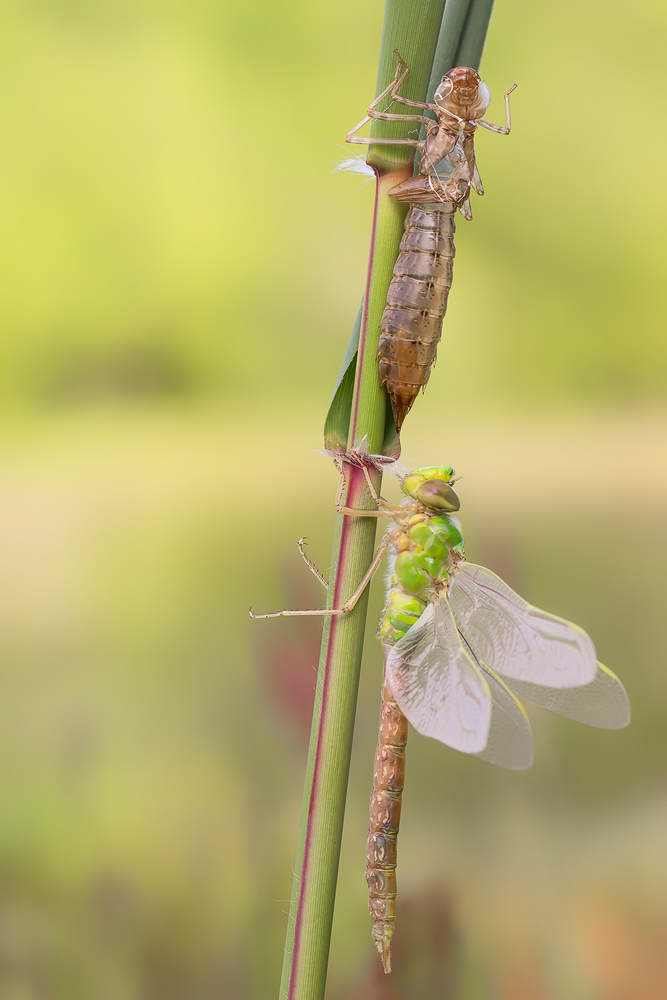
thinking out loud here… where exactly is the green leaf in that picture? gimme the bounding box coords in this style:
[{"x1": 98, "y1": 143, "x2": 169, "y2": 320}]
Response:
[{"x1": 323, "y1": 301, "x2": 361, "y2": 454}]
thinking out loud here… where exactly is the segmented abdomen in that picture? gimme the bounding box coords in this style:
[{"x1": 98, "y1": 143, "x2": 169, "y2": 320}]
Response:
[
  {"x1": 366, "y1": 671, "x2": 408, "y2": 974},
  {"x1": 367, "y1": 510, "x2": 463, "y2": 972},
  {"x1": 378, "y1": 203, "x2": 456, "y2": 431}
]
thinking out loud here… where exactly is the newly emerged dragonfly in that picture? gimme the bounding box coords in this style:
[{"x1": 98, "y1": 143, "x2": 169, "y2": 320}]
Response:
[
  {"x1": 251, "y1": 463, "x2": 630, "y2": 974},
  {"x1": 347, "y1": 54, "x2": 516, "y2": 430}
]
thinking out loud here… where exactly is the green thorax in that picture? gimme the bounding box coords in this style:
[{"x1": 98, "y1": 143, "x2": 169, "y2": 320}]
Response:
[{"x1": 379, "y1": 466, "x2": 465, "y2": 645}]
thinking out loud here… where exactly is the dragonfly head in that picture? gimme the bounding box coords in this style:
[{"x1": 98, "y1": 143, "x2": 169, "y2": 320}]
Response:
[
  {"x1": 401, "y1": 466, "x2": 460, "y2": 512},
  {"x1": 434, "y1": 67, "x2": 491, "y2": 121}
]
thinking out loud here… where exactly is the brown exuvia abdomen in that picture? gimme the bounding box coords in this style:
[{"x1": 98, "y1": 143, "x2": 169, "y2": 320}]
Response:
[{"x1": 378, "y1": 203, "x2": 456, "y2": 430}]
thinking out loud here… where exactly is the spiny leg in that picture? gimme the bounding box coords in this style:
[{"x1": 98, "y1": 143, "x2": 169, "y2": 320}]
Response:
[
  {"x1": 333, "y1": 462, "x2": 399, "y2": 516},
  {"x1": 388, "y1": 49, "x2": 437, "y2": 111},
  {"x1": 479, "y1": 82, "x2": 517, "y2": 134},
  {"x1": 360, "y1": 464, "x2": 404, "y2": 512},
  {"x1": 336, "y1": 507, "x2": 396, "y2": 518},
  {"x1": 332, "y1": 464, "x2": 401, "y2": 517},
  {"x1": 337, "y1": 497, "x2": 412, "y2": 518},
  {"x1": 361, "y1": 463, "x2": 382, "y2": 504},
  {"x1": 346, "y1": 117, "x2": 429, "y2": 147},
  {"x1": 346, "y1": 59, "x2": 411, "y2": 141},
  {"x1": 369, "y1": 55, "x2": 412, "y2": 111},
  {"x1": 346, "y1": 57, "x2": 429, "y2": 147},
  {"x1": 298, "y1": 537, "x2": 328, "y2": 590},
  {"x1": 333, "y1": 459, "x2": 348, "y2": 509},
  {"x1": 249, "y1": 534, "x2": 392, "y2": 619}
]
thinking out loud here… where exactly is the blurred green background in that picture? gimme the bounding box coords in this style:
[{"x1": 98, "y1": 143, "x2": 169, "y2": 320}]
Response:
[{"x1": 0, "y1": 0, "x2": 665, "y2": 997}]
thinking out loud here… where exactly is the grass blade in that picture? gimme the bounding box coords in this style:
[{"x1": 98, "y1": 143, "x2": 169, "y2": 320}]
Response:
[{"x1": 279, "y1": 0, "x2": 498, "y2": 995}]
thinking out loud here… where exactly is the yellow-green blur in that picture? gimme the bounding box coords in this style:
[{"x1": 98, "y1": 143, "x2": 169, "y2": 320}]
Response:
[{"x1": 0, "y1": 0, "x2": 664, "y2": 997}]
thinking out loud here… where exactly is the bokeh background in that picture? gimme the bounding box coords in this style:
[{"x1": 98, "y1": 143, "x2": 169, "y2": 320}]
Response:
[{"x1": 0, "y1": 0, "x2": 665, "y2": 997}]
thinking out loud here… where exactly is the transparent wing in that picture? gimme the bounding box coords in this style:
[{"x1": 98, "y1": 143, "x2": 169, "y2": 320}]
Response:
[
  {"x1": 385, "y1": 594, "x2": 533, "y2": 768},
  {"x1": 508, "y1": 662, "x2": 630, "y2": 730},
  {"x1": 450, "y1": 563, "x2": 630, "y2": 729},
  {"x1": 385, "y1": 596, "x2": 490, "y2": 754},
  {"x1": 472, "y1": 658, "x2": 533, "y2": 769},
  {"x1": 449, "y1": 563, "x2": 598, "y2": 688}
]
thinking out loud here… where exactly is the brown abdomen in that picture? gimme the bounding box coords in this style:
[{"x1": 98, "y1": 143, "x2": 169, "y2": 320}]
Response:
[
  {"x1": 366, "y1": 666, "x2": 409, "y2": 973},
  {"x1": 378, "y1": 204, "x2": 456, "y2": 430}
]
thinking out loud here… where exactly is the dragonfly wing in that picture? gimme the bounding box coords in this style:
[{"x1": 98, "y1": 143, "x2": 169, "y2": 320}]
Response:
[
  {"x1": 385, "y1": 595, "x2": 491, "y2": 755},
  {"x1": 385, "y1": 595, "x2": 534, "y2": 767},
  {"x1": 508, "y1": 662, "x2": 630, "y2": 729},
  {"x1": 449, "y1": 563, "x2": 598, "y2": 688},
  {"x1": 471, "y1": 659, "x2": 533, "y2": 770}
]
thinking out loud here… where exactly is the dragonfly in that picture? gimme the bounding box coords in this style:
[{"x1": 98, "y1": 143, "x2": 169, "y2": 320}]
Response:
[
  {"x1": 346, "y1": 53, "x2": 516, "y2": 431},
  {"x1": 250, "y1": 462, "x2": 630, "y2": 974}
]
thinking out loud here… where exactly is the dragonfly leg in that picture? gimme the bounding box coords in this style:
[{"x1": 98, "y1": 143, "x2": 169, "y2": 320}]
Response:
[
  {"x1": 362, "y1": 111, "x2": 434, "y2": 125},
  {"x1": 361, "y1": 463, "x2": 383, "y2": 505},
  {"x1": 334, "y1": 461, "x2": 348, "y2": 508},
  {"x1": 346, "y1": 126, "x2": 425, "y2": 148},
  {"x1": 359, "y1": 464, "x2": 403, "y2": 511},
  {"x1": 334, "y1": 464, "x2": 397, "y2": 516},
  {"x1": 298, "y1": 537, "x2": 328, "y2": 591},
  {"x1": 346, "y1": 57, "x2": 429, "y2": 147},
  {"x1": 478, "y1": 82, "x2": 517, "y2": 135},
  {"x1": 249, "y1": 535, "x2": 391, "y2": 619},
  {"x1": 389, "y1": 50, "x2": 437, "y2": 111},
  {"x1": 335, "y1": 533, "x2": 392, "y2": 611},
  {"x1": 336, "y1": 506, "x2": 395, "y2": 517},
  {"x1": 371, "y1": 55, "x2": 412, "y2": 111}
]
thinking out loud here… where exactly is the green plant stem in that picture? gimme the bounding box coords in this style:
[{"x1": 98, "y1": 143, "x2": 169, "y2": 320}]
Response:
[
  {"x1": 455, "y1": 0, "x2": 495, "y2": 69},
  {"x1": 278, "y1": 1, "x2": 496, "y2": 995}
]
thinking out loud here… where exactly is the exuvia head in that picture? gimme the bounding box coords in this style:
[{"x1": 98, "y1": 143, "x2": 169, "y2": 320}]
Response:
[
  {"x1": 400, "y1": 466, "x2": 460, "y2": 512},
  {"x1": 434, "y1": 66, "x2": 491, "y2": 121}
]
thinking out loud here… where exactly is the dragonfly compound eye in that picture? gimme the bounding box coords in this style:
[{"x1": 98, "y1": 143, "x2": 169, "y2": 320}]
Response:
[{"x1": 416, "y1": 479, "x2": 460, "y2": 511}]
